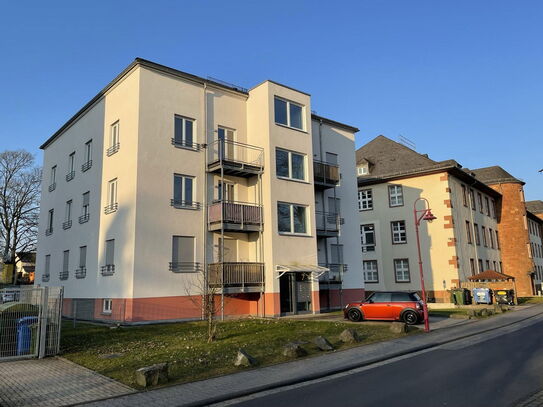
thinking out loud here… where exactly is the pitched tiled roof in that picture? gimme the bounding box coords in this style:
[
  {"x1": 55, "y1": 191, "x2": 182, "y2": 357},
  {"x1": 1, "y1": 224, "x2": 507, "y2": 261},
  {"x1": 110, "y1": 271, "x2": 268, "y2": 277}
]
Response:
[
  {"x1": 526, "y1": 200, "x2": 543, "y2": 214},
  {"x1": 468, "y1": 270, "x2": 515, "y2": 281},
  {"x1": 469, "y1": 166, "x2": 524, "y2": 185}
]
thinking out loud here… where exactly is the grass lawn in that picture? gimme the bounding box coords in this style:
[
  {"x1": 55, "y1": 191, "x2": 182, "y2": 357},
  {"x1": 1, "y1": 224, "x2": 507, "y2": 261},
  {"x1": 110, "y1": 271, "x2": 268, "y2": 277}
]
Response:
[
  {"x1": 61, "y1": 318, "x2": 412, "y2": 389},
  {"x1": 518, "y1": 297, "x2": 543, "y2": 304},
  {"x1": 428, "y1": 308, "x2": 471, "y2": 318}
]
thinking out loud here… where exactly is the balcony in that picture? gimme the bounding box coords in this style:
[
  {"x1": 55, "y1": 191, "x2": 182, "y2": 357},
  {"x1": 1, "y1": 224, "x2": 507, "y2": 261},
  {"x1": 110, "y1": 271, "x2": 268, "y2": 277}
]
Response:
[
  {"x1": 169, "y1": 262, "x2": 201, "y2": 273},
  {"x1": 207, "y1": 139, "x2": 263, "y2": 177},
  {"x1": 106, "y1": 143, "x2": 120, "y2": 157},
  {"x1": 42, "y1": 274, "x2": 50, "y2": 282},
  {"x1": 79, "y1": 214, "x2": 90, "y2": 224},
  {"x1": 171, "y1": 138, "x2": 201, "y2": 151},
  {"x1": 170, "y1": 199, "x2": 201, "y2": 210},
  {"x1": 81, "y1": 160, "x2": 92, "y2": 172},
  {"x1": 48, "y1": 183, "x2": 56, "y2": 192},
  {"x1": 45, "y1": 227, "x2": 53, "y2": 236},
  {"x1": 59, "y1": 271, "x2": 69, "y2": 280},
  {"x1": 313, "y1": 160, "x2": 340, "y2": 189},
  {"x1": 66, "y1": 171, "x2": 75, "y2": 182},
  {"x1": 315, "y1": 211, "x2": 341, "y2": 237},
  {"x1": 75, "y1": 267, "x2": 87, "y2": 279},
  {"x1": 208, "y1": 201, "x2": 263, "y2": 232},
  {"x1": 318, "y1": 263, "x2": 348, "y2": 284},
  {"x1": 62, "y1": 220, "x2": 72, "y2": 230},
  {"x1": 101, "y1": 265, "x2": 115, "y2": 276},
  {"x1": 208, "y1": 262, "x2": 264, "y2": 293},
  {"x1": 104, "y1": 203, "x2": 118, "y2": 214}
]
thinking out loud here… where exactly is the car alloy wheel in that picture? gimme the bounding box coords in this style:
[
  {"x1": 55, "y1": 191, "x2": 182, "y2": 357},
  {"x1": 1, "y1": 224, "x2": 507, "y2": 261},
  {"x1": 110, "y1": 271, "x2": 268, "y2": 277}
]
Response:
[
  {"x1": 403, "y1": 310, "x2": 418, "y2": 325},
  {"x1": 347, "y1": 308, "x2": 363, "y2": 322}
]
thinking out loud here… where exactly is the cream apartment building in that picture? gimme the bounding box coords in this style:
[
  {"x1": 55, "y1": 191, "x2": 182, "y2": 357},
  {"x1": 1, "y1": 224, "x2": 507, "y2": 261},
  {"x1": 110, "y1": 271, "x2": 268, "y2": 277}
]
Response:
[
  {"x1": 35, "y1": 58, "x2": 363, "y2": 322},
  {"x1": 356, "y1": 136, "x2": 502, "y2": 303}
]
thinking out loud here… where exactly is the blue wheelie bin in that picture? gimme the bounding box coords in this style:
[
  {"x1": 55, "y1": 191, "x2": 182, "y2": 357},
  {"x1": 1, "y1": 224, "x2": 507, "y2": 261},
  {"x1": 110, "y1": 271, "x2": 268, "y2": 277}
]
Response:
[
  {"x1": 16, "y1": 316, "x2": 38, "y2": 356},
  {"x1": 472, "y1": 288, "x2": 492, "y2": 304}
]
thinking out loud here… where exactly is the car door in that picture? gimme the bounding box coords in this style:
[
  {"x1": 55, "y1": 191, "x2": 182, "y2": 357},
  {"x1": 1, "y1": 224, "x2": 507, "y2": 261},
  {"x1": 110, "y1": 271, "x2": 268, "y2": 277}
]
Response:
[
  {"x1": 362, "y1": 292, "x2": 393, "y2": 320},
  {"x1": 391, "y1": 292, "x2": 411, "y2": 320}
]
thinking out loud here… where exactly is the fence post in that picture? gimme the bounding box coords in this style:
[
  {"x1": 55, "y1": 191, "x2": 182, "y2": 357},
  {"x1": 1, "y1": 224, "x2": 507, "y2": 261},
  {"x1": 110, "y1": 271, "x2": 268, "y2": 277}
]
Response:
[{"x1": 38, "y1": 287, "x2": 49, "y2": 359}]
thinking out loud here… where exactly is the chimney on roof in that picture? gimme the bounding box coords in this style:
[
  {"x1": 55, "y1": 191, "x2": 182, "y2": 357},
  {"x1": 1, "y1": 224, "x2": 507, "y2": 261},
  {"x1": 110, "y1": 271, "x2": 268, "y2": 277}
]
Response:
[{"x1": 421, "y1": 154, "x2": 429, "y2": 158}]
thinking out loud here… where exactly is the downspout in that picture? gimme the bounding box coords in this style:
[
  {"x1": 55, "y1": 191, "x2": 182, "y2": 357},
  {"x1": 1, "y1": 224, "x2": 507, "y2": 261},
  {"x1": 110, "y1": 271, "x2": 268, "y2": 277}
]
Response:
[
  {"x1": 318, "y1": 119, "x2": 330, "y2": 310},
  {"x1": 202, "y1": 82, "x2": 208, "y2": 321}
]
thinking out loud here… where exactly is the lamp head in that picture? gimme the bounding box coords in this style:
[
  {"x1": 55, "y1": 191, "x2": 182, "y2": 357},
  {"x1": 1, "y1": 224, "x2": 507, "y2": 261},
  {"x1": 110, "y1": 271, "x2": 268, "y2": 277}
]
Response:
[{"x1": 422, "y1": 210, "x2": 437, "y2": 222}]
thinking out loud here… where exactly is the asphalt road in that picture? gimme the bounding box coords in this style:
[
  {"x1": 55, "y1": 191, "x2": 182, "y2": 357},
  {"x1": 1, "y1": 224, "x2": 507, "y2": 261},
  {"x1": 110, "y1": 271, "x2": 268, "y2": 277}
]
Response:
[{"x1": 229, "y1": 319, "x2": 543, "y2": 407}]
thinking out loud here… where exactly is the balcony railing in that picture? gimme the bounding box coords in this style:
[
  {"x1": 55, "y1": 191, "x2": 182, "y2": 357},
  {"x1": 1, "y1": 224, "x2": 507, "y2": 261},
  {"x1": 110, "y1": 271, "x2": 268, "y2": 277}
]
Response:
[
  {"x1": 315, "y1": 211, "x2": 340, "y2": 236},
  {"x1": 208, "y1": 201, "x2": 263, "y2": 232},
  {"x1": 207, "y1": 139, "x2": 264, "y2": 177},
  {"x1": 66, "y1": 171, "x2": 75, "y2": 182},
  {"x1": 75, "y1": 267, "x2": 87, "y2": 279},
  {"x1": 318, "y1": 263, "x2": 348, "y2": 283},
  {"x1": 313, "y1": 160, "x2": 340, "y2": 188},
  {"x1": 171, "y1": 138, "x2": 201, "y2": 151},
  {"x1": 361, "y1": 244, "x2": 376, "y2": 253},
  {"x1": 79, "y1": 214, "x2": 90, "y2": 224},
  {"x1": 169, "y1": 262, "x2": 201, "y2": 273},
  {"x1": 101, "y1": 264, "x2": 115, "y2": 276},
  {"x1": 82, "y1": 160, "x2": 93, "y2": 172},
  {"x1": 45, "y1": 227, "x2": 53, "y2": 236},
  {"x1": 59, "y1": 271, "x2": 69, "y2": 280},
  {"x1": 106, "y1": 143, "x2": 120, "y2": 156},
  {"x1": 48, "y1": 183, "x2": 56, "y2": 192},
  {"x1": 62, "y1": 220, "x2": 72, "y2": 230},
  {"x1": 104, "y1": 203, "x2": 118, "y2": 214},
  {"x1": 208, "y1": 262, "x2": 264, "y2": 291},
  {"x1": 170, "y1": 199, "x2": 201, "y2": 210}
]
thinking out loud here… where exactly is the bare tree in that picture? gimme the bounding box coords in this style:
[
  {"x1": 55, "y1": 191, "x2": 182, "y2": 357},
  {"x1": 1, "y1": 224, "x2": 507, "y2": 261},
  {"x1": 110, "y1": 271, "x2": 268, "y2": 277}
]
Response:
[{"x1": 0, "y1": 150, "x2": 41, "y2": 283}]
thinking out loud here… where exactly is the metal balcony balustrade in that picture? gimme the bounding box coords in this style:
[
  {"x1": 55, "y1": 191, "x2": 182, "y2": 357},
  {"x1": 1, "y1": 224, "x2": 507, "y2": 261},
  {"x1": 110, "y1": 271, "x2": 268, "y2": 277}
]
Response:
[
  {"x1": 75, "y1": 267, "x2": 86, "y2": 279},
  {"x1": 170, "y1": 199, "x2": 201, "y2": 210},
  {"x1": 79, "y1": 214, "x2": 90, "y2": 224},
  {"x1": 171, "y1": 138, "x2": 201, "y2": 151},
  {"x1": 208, "y1": 201, "x2": 263, "y2": 232},
  {"x1": 208, "y1": 262, "x2": 264, "y2": 293},
  {"x1": 106, "y1": 143, "x2": 120, "y2": 157},
  {"x1": 59, "y1": 271, "x2": 69, "y2": 280},
  {"x1": 45, "y1": 227, "x2": 53, "y2": 236},
  {"x1": 169, "y1": 262, "x2": 201, "y2": 273},
  {"x1": 42, "y1": 274, "x2": 50, "y2": 282},
  {"x1": 315, "y1": 211, "x2": 341, "y2": 237},
  {"x1": 62, "y1": 220, "x2": 72, "y2": 230},
  {"x1": 66, "y1": 171, "x2": 75, "y2": 182},
  {"x1": 207, "y1": 139, "x2": 264, "y2": 177},
  {"x1": 361, "y1": 243, "x2": 376, "y2": 252},
  {"x1": 318, "y1": 263, "x2": 348, "y2": 283},
  {"x1": 48, "y1": 183, "x2": 56, "y2": 192},
  {"x1": 101, "y1": 264, "x2": 115, "y2": 276},
  {"x1": 81, "y1": 160, "x2": 92, "y2": 172},
  {"x1": 104, "y1": 203, "x2": 118, "y2": 214},
  {"x1": 313, "y1": 160, "x2": 340, "y2": 189}
]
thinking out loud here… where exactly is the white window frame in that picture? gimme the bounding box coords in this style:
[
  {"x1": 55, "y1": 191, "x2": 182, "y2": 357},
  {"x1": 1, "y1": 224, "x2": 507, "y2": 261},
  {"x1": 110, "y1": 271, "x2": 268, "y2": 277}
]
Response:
[
  {"x1": 65, "y1": 200, "x2": 72, "y2": 222},
  {"x1": 363, "y1": 260, "x2": 379, "y2": 283},
  {"x1": 82, "y1": 192, "x2": 90, "y2": 216},
  {"x1": 391, "y1": 220, "x2": 407, "y2": 244},
  {"x1": 274, "y1": 96, "x2": 305, "y2": 130},
  {"x1": 276, "y1": 148, "x2": 306, "y2": 181},
  {"x1": 110, "y1": 121, "x2": 120, "y2": 148},
  {"x1": 388, "y1": 185, "x2": 404, "y2": 207},
  {"x1": 50, "y1": 166, "x2": 56, "y2": 185},
  {"x1": 102, "y1": 299, "x2": 112, "y2": 314},
  {"x1": 108, "y1": 178, "x2": 118, "y2": 207},
  {"x1": 358, "y1": 189, "x2": 373, "y2": 211},
  {"x1": 394, "y1": 259, "x2": 411, "y2": 282},
  {"x1": 173, "y1": 174, "x2": 195, "y2": 208},
  {"x1": 360, "y1": 224, "x2": 376, "y2": 252},
  {"x1": 85, "y1": 140, "x2": 93, "y2": 162},
  {"x1": 277, "y1": 202, "x2": 308, "y2": 235},
  {"x1": 174, "y1": 115, "x2": 196, "y2": 149},
  {"x1": 357, "y1": 166, "x2": 368, "y2": 175}
]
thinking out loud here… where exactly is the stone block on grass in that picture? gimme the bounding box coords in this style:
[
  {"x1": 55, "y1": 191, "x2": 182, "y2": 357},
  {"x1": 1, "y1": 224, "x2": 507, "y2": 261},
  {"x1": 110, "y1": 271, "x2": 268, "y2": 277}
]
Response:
[
  {"x1": 313, "y1": 336, "x2": 334, "y2": 351},
  {"x1": 390, "y1": 322, "x2": 408, "y2": 334},
  {"x1": 135, "y1": 363, "x2": 169, "y2": 387},
  {"x1": 234, "y1": 349, "x2": 257, "y2": 367},
  {"x1": 339, "y1": 328, "x2": 361, "y2": 343},
  {"x1": 283, "y1": 342, "x2": 307, "y2": 358}
]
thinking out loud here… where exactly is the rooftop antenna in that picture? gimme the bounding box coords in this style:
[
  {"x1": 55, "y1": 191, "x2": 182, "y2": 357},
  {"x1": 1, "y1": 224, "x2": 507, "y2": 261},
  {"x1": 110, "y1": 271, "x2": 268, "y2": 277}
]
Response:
[{"x1": 398, "y1": 135, "x2": 416, "y2": 150}]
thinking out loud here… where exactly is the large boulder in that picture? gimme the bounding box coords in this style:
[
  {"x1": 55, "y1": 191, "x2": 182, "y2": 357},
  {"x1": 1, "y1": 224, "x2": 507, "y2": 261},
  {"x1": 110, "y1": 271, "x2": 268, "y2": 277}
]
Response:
[
  {"x1": 339, "y1": 329, "x2": 361, "y2": 343},
  {"x1": 480, "y1": 308, "x2": 490, "y2": 317},
  {"x1": 390, "y1": 322, "x2": 408, "y2": 334},
  {"x1": 135, "y1": 363, "x2": 169, "y2": 387},
  {"x1": 283, "y1": 342, "x2": 307, "y2": 358},
  {"x1": 234, "y1": 349, "x2": 256, "y2": 367},
  {"x1": 313, "y1": 336, "x2": 334, "y2": 351}
]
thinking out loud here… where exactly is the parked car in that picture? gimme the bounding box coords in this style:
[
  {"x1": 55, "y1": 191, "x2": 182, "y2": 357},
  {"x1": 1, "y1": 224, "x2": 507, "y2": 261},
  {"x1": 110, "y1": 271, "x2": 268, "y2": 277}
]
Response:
[
  {"x1": 0, "y1": 291, "x2": 19, "y2": 304},
  {"x1": 344, "y1": 291, "x2": 424, "y2": 325}
]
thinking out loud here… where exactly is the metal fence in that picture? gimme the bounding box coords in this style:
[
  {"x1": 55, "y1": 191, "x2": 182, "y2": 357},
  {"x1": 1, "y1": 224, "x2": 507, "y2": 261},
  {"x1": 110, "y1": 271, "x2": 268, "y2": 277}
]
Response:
[{"x1": 0, "y1": 286, "x2": 63, "y2": 360}]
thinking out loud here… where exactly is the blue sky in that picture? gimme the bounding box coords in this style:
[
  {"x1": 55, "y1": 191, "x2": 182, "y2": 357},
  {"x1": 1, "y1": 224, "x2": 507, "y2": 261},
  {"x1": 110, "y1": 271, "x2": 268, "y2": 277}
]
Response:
[{"x1": 0, "y1": 1, "x2": 541, "y2": 199}]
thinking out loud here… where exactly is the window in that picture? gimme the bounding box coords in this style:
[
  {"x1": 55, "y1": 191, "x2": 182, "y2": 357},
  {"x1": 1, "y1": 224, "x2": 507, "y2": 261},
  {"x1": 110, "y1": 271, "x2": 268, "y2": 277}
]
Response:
[
  {"x1": 105, "y1": 179, "x2": 118, "y2": 214},
  {"x1": 278, "y1": 202, "x2": 307, "y2": 234},
  {"x1": 217, "y1": 181, "x2": 234, "y2": 202},
  {"x1": 489, "y1": 228, "x2": 495, "y2": 249},
  {"x1": 63, "y1": 200, "x2": 72, "y2": 229},
  {"x1": 170, "y1": 236, "x2": 197, "y2": 272},
  {"x1": 394, "y1": 259, "x2": 411, "y2": 282},
  {"x1": 102, "y1": 299, "x2": 112, "y2": 314},
  {"x1": 76, "y1": 246, "x2": 87, "y2": 278},
  {"x1": 328, "y1": 197, "x2": 340, "y2": 215},
  {"x1": 461, "y1": 184, "x2": 467, "y2": 206},
  {"x1": 466, "y1": 221, "x2": 473, "y2": 244},
  {"x1": 493, "y1": 261, "x2": 498, "y2": 272},
  {"x1": 49, "y1": 166, "x2": 57, "y2": 191},
  {"x1": 102, "y1": 239, "x2": 115, "y2": 276},
  {"x1": 391, "y1": 221, "x2": 407, "y2": 244},
  {"x1": 485, "y1": 197, "x2": 490, "y2": 216},
  {"x1": 66, "y1": 152, "x2": 75, "y2": 181},
  {"x1": 43, "y1": 255, "x2": 51, "y2": 280},
  {"x1": 60, "y1": 250, "x2": 69, "y2": 280},
  {"x1": 478, "y1": 193, "x2": 483, "y2": 213},
  {"x1": 369, "y1": 292, "x2": 392, "y2": 302},
  {"x1": 46, "y1": 209, "x2": 54, "y2": 235},
  {"x1": 474, "y1": 223, "x2": 480, "y2": 245},
  {"x1": 388, "y1": 185, "x2": 404, "y2": 207},
  {"x1": 80, "y1": 192, "x2": 90, "y2": 223},
  {"x1": 274, "y1": 97, "x2": 304, "y2": 130},
  {"x1": 82, "y1": 140, "x2": 93, "y2": 171},
  {"x1": 173, "y1": 115, "x2": 195, "y2": 149},
  {"x1": 172, "y1": 174, "x2": 198, "y2": 209},
  {"x1": 276, "y1": 148, "x2": 306, "y2": 181},
  {"x1": 470, "y1": 189, "x2": 476, "y2": 210},
  {"x1": 478, "y1": 259, "x2": 484, "y2": 273},
  {"x1": 485, "y1": 260, "x2": 491, "y2": 270},
  {"x1": 363, "y1": 260, "x2": 378, "y2": 283},
  {"x1": 482, "y1": 226, "x2": 488, "y2": 247},
  {"x1": 499, "y1": 261, "x2": 503, "y2": 273},
  {"x1": 470, "y1": 259, "x2": 476, "y2": 276},
  {"x1": 360, "y1": 224, "x2": 375, "y2": 252},
  {"x1": 358, "y1": 189, "x2": 373, "y2": 211},
  {"x1": 107, "y1": 121, "x2": 120, "y2": 156},
  {"x1": 357, "y1": 166, "x2": 368, "y2": 175}
]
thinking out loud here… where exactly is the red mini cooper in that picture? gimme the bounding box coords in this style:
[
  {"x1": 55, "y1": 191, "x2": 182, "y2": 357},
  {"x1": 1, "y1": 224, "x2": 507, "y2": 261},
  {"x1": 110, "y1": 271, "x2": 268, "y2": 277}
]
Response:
[{"x1": 344, "y1": 291, "x2": 424, "y2": 325}]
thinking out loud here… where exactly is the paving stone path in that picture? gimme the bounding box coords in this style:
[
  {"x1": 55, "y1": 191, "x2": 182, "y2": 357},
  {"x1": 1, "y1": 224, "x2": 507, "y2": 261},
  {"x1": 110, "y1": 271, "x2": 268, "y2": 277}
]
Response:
[{"x1": 0, "y1": 357, "x2": 135, "y2": 406}]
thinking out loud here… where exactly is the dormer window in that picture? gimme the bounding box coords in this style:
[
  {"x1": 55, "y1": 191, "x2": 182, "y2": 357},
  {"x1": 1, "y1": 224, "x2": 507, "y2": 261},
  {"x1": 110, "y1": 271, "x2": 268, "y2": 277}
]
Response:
[{"x1": 357, "y1": 165, "x2": 368, "y2": 176}]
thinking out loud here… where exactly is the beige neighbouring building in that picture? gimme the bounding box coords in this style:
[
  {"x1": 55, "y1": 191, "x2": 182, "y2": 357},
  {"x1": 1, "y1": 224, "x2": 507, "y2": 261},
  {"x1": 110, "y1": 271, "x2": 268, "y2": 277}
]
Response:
[
  {"x1": 35, "y1": 58, "x2": 364, "y2": 322},
  {"x1": 356, "y1": 136, "x2": 502, "y2": 303}
]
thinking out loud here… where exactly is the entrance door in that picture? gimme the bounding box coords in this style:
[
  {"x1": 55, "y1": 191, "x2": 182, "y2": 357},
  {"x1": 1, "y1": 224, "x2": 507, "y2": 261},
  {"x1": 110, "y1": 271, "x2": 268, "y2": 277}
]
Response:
[
  {"x1": 217, "y1": 181, "x2": 234, "y2": 202},
  {"x1": 280, "y1": 272, "x2": 312, "y2": 315},
  {"x1": 218, "y1": 127, "x2": 235, "y2": 161}
]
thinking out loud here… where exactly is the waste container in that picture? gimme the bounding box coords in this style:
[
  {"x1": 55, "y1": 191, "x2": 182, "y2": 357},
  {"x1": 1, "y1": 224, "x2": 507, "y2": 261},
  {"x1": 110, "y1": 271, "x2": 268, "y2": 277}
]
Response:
[
  {"x1": 494, "y1": 289, "x2": 515, "y2": 305},
  {"x1": 450, "y1": 288, "x2": 472, "y2": 305},
  {"x1": 472, "y1": 288, "x2": 492, "y2": 304},
  {"x1": 16, "y1": 316, "x2": 38, "y2": 356}
]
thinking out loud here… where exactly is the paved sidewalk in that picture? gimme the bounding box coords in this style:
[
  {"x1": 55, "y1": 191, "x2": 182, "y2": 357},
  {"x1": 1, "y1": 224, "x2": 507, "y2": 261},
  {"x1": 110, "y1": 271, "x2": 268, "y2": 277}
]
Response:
[
  {"x1": 0, "y1": 357, "x2": 135, "y2": 407},
  {"x1": 80, "y1": 305, "x2": 543, "y2": 407}
]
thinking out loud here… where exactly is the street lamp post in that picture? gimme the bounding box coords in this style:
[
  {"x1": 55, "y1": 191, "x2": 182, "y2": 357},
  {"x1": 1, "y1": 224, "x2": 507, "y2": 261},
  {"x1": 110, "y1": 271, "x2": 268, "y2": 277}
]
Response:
[{"x1": 413, "y1": 197, "x2": 437, "y2": 333}]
